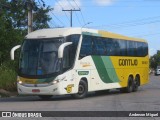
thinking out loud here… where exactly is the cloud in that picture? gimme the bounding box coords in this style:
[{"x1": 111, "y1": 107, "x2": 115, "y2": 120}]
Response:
[
  {"x1": 93, "y1": 0, "x2": 116, "y2": 6},
  {"x1": 53, "y1": 0, "x2": 81, "y2": 15}
]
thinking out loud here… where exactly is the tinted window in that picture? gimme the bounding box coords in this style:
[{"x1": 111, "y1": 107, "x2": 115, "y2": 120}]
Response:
[
  {"x1": 105, "y1": 38, "x2": 115, "y2": 56},
  {"x1": 118, "y1": 40, "x2": 127, "y2": 56},
  {"x1": 93, "y1": 37, "x2": 106, "y2": 55},
  {"x1": 80, "y1": 35, "x2": 93, "y2": 57},
  {"x1": 137, "y1": 42, "x2": 143, "y2": 56},
  {"x1": 127, "y1": 41, "x2": 136, "y2": 56},
  {"x1": 65, "y1": 34, "x2": 80, "y2": 70},
  {"x1": 143, "y1": 42, "x2": 148, "y2": 56},
  {"x1": 79, "y1": 35, "x2": 148, "y2": 58}
]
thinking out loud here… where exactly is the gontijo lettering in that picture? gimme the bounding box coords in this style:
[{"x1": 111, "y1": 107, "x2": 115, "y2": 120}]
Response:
[{"x1": 119, "y1": 59, "x2": 138, "y2": 66}]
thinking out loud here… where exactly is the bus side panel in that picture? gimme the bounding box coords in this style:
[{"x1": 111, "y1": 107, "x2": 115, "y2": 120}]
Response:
[
  {"x1": 110, "y1": 56, "x2": 149, "y2": 87},
  {"x1": 75, "y1": 56, "x2": 121, "y2": 92},
  {"x1": 90, "y1": 56, "x2": 121, "y2": 91},
  {"x1": 74, "y1": 55, "x2": 149, "y2": 92}
]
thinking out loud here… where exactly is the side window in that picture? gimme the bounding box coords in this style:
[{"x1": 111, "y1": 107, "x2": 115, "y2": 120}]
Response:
[
  {"x1": 113, "y1": 39, "x2": 120, "y2": 56},
  {"x1": 65, "y1": 34, "x2": 80, "y2": 70},
  {"x1": 137, "y1": 42, "x2": 143, "y2": 56},
  {"x1": 63, "y1": 46, "x2": 70, "y2": 71},
  {"x1": 93, "y1": 37, "x2": 106, "y2": 55},
  {"x1": 80, "y1": 35, "x2": 93, "y2": 58},
  {"x1": 66, "y1": 34, "x2": 80, "y2": 52},
  {"x1": 127, "y1": 41, "x2": 136, "y2": 56},
  {"x1": 118, "y1": 40, "x2": 127, "y2": 56},
  {"x1": 143, "y1": 42, "x2": 148, "y2": 56},
  {"x1": 105, "y1": 38, "x2": 115, "y2": 56}
]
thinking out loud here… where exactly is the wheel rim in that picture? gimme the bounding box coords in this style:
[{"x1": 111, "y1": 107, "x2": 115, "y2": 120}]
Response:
[
  {"x1": 129, "y1": 82, "x2": 132, "y2": 91},
  {"x1": 128, "y1": 78, "x2": 133, "y2": 92},
  {"x1": 78, "y1": 84, "x2": 85, "y2": 94},
  {"x1": 135, "y1": 80, "x2": 138, "y2": 87},
  {"x1": 134, "y1": 78, "x2": 139, "y2": 88}
]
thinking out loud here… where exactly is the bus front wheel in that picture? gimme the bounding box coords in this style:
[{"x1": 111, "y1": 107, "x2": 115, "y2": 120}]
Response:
[{"x1": 72, "y1": 80, "x2": 88, "y2": 99}]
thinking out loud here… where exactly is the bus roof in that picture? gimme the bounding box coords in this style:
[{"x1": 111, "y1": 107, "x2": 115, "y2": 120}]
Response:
[{"x1": 25, "y1": 27, "x2": 146, "y2": 42}]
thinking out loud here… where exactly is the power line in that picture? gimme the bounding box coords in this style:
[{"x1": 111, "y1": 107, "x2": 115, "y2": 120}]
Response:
[
  {"x1": 72, "y1": 0, "x2": 86, "y2": 25},
  {"x1": 133, "y1": 32, "x2": 160, "y2": 37},
  {"x1": 80, "y1": 10, "x2": 86, "y2": 25},
  {"x1": 49, "y1": 20, "x2": 57, "y2": 28},
  {"x1": 50, "y1": 11, "x2": 65, "y2": 27},
  {"x1": 67, "y1": 0, "x2": 82, "y2": 26},
  {"x1": 74, "y1": 11, "x2": 82, "y2": 26},
  {"x1": 78, "y1": 5, "x2": 160, "y2": 8},
  {"x1": 72, "y1": 0, "x2": 80, "y2": 8},
  {"x1": 62, "y1": 9, "x2": 80, "y2": 27},
  {"x1": 55, "y1": 0, "x2": 70, "y2": 23},
  {"x1": 67, "y1": 0, "x2": 75, "y2": 8},
  {"x1": 89, "y1": 16, "x2": 160, "y2": 29},
  {"x1": 110, "y1": 20, "x2": 160, "y2": 29},
  {"x1": 113, "y1": 16, "x2": 160, "y2": 26}
]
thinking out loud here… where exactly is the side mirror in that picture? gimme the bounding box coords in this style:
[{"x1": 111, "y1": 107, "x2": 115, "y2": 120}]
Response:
[
  {"x1": 10, "y1": 45, "x2": 21, "y2": 60},
  {"x1": 58, "y1": 42, "x2": 72, "y2": 58}
]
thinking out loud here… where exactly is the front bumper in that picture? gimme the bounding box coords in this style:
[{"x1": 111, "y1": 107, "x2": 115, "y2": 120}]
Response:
[{"x1": 17, "y1": 83, "x2": 66, "y2": 95}]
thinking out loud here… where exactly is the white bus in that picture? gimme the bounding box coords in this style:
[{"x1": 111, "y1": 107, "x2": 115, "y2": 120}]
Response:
[{"x1": 11, "y1": 28, "x2": 149, "y2": 99}]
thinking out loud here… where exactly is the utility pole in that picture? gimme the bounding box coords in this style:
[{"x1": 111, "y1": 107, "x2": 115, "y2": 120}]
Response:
[
  {"x1": 27, "y1": 0, "x2": 33, "y2": 33},
  {"x1": 62, "y1": 9, "x2": 80, "y2": 27}
]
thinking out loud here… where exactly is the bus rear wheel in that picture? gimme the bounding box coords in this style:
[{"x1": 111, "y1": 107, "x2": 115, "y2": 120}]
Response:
[
  {"x1": 121, "y1": 76, "x2": 134, "y2": 93},
  {"x1": 126, "y1": 76, "x2": 134, "y2": 93},
  {"x1": 133, "y1": 76, "x2": 140, "y2": 92},
  {"x1": 72, "y1": 80, "x2": 88, "y2": 99}
]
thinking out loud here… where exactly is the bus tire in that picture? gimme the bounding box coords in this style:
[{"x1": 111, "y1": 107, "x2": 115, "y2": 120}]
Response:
[
  {"x1": 125, "y1": 76, "x2": 134, "y2": 93},
  {"x1": 38, "y1": 95, "x2": 53, "y2": 100},
  {"x1": 72, "y1": 80, "x2": 88, "y2": 99},
  {"x1": 133, "y1": 76, "x2": 140, "y2": 92}
]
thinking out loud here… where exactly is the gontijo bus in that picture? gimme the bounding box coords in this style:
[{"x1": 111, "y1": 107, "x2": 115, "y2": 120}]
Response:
[{"x1": 11, "y1": 28, "x2": 149, "y2": 99}]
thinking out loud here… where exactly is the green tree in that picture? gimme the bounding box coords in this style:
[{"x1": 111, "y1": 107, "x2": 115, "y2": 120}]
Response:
[
  {"x1": 10, "y1": 0, "x2": 52, "y2": 30},
  {"x1": 150, "y1": 51, "x2": 160, "y2": 69},
  {"x1": 0, "y1": 0, "x2": 52, "y2": 91},
  {"x1": 0, "y1": 0, "x2": 52, "y2": 64},
  {"x1": 0, "y1": 0, "x2": 23, "y2": 64}
]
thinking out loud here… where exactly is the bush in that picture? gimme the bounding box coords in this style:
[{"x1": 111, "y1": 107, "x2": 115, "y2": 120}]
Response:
[{"x1": 0, "y1": 61, "x2": 17, "y2": 91}]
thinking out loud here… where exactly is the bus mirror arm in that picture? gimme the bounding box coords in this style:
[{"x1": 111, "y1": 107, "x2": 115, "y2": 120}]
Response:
[
  {"x1": 58, "y1": 42, "x2": 73, "y2": 58},
  {"x1": 10, "y1": 45, "x2": 21, "y2": 60}
]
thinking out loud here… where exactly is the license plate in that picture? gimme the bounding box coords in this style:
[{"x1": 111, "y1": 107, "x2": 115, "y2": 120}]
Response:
[{"x1": 32, "y1": 89, "x2": 40, "y2": 93}]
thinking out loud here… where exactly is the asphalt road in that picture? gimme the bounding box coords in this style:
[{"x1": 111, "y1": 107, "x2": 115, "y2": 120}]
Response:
[{"x1": 0, "y1": 75, "x2": 160, "y2": 120}]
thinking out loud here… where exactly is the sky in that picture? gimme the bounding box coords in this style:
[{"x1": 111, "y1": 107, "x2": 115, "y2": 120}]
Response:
[{"x1": 43, "y1": 0, "x2": 160, "y2": 56}]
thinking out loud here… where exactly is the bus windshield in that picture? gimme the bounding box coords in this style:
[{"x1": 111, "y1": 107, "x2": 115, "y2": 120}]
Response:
[{"x1": 19, "y1": 38, "x2": 63, "y2": 76}]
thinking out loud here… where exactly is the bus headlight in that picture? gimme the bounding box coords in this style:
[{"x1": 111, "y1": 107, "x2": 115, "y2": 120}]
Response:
[
  {"x1": 18, "y1": 81, "x2": 23, "y2": 84},
  {"x1": 53, "y1": 80, "x2": 60, "y2": 84},
  {"x1": 52, "y1": 76, "x2": 66, "y2": 85},
  {"x1": 17, "y1": 77, "x2": 23, "y2": 84}
]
